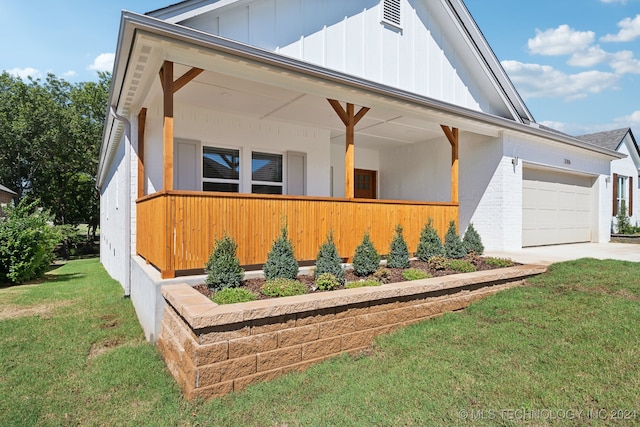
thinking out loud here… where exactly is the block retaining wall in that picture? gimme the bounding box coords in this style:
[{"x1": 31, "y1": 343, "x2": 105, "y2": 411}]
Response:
[{"x1": 158, "y1": 264, "x2": 546, "y2": 400}]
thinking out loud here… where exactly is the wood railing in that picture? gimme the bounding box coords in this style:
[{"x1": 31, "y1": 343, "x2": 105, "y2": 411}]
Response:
[{"x1": 136, "y1": 191, "x2": 459, "y2": 278}]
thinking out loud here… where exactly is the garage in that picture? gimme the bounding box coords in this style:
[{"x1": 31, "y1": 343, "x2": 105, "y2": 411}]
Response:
[{"x1": 522, "y1": 165, "x2": 595, "y2": 247}]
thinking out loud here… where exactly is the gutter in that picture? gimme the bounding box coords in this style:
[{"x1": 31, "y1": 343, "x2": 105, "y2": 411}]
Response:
[{"x1": 109, "y1": 106, "x2": 132, "y2": 297}]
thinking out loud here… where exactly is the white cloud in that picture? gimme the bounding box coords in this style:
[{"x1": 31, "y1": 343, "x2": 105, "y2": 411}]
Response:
[
  {"x1": 62, "y1": 70, "x2": 78, "y2": 79},
  {"x1": 88, "y1": 53, "x2": 115, "y2": 72},
  {"x1": 601, "y1": 14, "x2": 640, "y2": 42},
  {"x1": 568, "y1": 46, "x2": 609, "y2": 67},
  {"x1": 600, "y1": 0, "x2": 627, "y2": 4},
  {"x1": 7, "y1": 67, "x2": 41, "y2": 80},
  {"x1": 502, "y1": 60, "x2": 620, "y2": 100},
  {"x1": 609, "y1": 50, "x2": 640, "y2": 74},
  {"x1": 614, "y1": 110, "x2": 640, "y2": 126},
  {"x1": 528, "y1": 25, "x2": 595, "y2": 56}
]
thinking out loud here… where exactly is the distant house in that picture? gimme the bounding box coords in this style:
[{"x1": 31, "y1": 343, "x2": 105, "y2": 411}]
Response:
[
  {"x1": 97, "y1": 0, "x2": 623, "y2": 340},
  {"x1": 0, "y1": 184, "x2": 16, "y2": 217},
  {"x1": 577, "y1": 128, "x2": 640, "y2": 230}
]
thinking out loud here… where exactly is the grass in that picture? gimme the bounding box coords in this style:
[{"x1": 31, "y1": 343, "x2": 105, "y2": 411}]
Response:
[{"x1": 2, "y1": 258, "x2": 640, "y2": 426}]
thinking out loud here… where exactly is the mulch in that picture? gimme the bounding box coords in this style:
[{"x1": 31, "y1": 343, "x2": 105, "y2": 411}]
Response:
[{"x1": 194, "y1": 256, "x2": 511, "y2": 300}]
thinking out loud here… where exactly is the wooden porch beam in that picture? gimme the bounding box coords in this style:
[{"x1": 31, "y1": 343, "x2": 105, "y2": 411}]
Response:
[
  {"x1": 162, "y1": 61, "x2": 174, "y2": 191},
  {"x1": 327, "y1": 99, "x2": 370, "y2": 198},
  {"x1": 137, "y1": 108, "x2": 147, "y2": 199},
  {"x1": 173, "y1": 67, "x2": 204, "y2": 93},
  {"x1": 440, "y1": 125, "x2": 459, "y2": 205}
]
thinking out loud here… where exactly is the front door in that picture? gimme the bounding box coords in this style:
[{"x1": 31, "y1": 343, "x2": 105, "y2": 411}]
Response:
[{"x1": 354, "y1": 169, "x2": 377, "y2": 199}]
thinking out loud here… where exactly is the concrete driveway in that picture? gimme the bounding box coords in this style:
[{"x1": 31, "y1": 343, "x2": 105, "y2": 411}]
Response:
[{"x1": 485, "y1": 242, "x2": 640, "y2": 266}]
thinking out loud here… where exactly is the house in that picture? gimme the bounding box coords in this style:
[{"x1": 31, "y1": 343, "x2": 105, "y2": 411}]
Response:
[
  {"x1": 577, "y1": 128, "x2": 640, "y2": 230},
  {"x1": 97, "y1": 0, "x2": 623, "y2": 340},
  {"x1": 0, "y1": 184, "x2": 16, "y2": 217}
]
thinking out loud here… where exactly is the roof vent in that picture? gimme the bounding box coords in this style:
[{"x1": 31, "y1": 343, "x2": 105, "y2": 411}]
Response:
[{"x1": 382, "y1": 0, "x2": 401, "y2": 28}]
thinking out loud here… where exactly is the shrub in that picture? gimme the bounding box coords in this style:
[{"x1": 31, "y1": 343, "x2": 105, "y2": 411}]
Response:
[
  {"x1": 345, "y1": 279, "x2": 382, "y2": 289},
  {"x1": 263, "y1": 224, "x2": 299, "y2": 280},
  {"x1": 462, "y1": 223, "x2": 484, "y2": 255},
  {"x1": 373, "y1": 267, "x2": 391, "y2": 284},
  {"x1": 204, "y1": 234, "x2": 244, "y2": 291},
  {"x1": 616, "y1": 200, "x2": 632, "y2": 234},
  {"x1": 387, "y1": 225, "x2": 410, "y2": 269},
  {"x1": 352, "y1": 232, "x2": 380, "y2": 276},
  {"x1": 446, "y1": 259, "x2": 476, "y2": 273},
  {"x1": 428, "y1": 255, "x2": 448, "y2": 271},
  {"x1": 444, "y1": 221, "x2": 467, "y2": 259},
  {"x1": 261, "y1": 278, "x2": 307, "y2": 297},
  {"x1": 415, "y1": 219, "x2": 444, "y2": 261},
  {"x1": 484, "y1": 257, "x2": 514, "y2": 268},
  {"x1": 0, "y1": 199, "x2": 61, "y2": 285},
  {"x1": 212, "y1": 287, "x2": 257, "y2": 304},
  {"x1": 314, "y1": 231, "x2": 345, "y2": 284},
  {"x1": 402, "y1": 269, "x2": 431, "y2": 281},
  {"x1": 315, "y1": 273, "x2": 340, "y2": 291}
]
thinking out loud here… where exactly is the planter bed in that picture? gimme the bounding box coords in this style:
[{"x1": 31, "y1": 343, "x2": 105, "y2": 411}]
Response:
[{"x1": 158, "y1": 264, "x2": 546, "y2": 400}]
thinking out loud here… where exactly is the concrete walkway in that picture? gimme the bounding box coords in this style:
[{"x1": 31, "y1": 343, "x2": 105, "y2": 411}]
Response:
[{"x1": 485, "y1": 242, "x2": 640, "y2": 266}]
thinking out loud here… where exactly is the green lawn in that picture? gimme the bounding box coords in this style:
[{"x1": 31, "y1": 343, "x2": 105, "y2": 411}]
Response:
[{"x1": 1, "y1": 258, "x2": 639, "y2": 426}]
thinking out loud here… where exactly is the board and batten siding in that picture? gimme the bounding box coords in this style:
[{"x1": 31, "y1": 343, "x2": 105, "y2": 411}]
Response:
[{"x1": 179, "y1": 0, "x2": 499, "y2": 116}]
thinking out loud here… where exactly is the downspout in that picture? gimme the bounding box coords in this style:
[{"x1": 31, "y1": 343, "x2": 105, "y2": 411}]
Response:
[{"x1": 109, "y1": 107, "x2": 132, "y2": 297}]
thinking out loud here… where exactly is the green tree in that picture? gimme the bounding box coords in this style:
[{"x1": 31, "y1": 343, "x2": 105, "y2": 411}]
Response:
[
  {"x1": 462, "y1": 223, "x2": 484, "y2": 255},
  {"x1": 205, "y1": 234, "x2": 244, "y2": 291},
  {"x1": 263, "y1": 224, "x2": 299, "y2": 280},
  {"x1": 415, "y1": 218, "x2": 444, "y2": 261},
  {"x1": 387, "y1": 225, "x2": 410, "y2": 269},
  {"x1": 352, "y1": 232, "x2": 380, "y2": 276},
  {"x1": 444, "y1": 221, "x2": 467, "y2": 259},
  {"x1": 314, "y1": 231, "x2": 345, "y2": 284}
]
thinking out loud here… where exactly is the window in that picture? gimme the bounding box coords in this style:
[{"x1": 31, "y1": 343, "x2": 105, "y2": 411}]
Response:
[
  {"x1": 381, "y1": 0, "x2": 401, "y2": 28},
  {"x1": 252, "y1": 152, "x2": 283, "y2": 194},
  {"x1": 613, "y1": 173, "x2": 633, "y2": 216},
  {"x1": 202, "y1": 146, "x2": 240, "y2": 192}
]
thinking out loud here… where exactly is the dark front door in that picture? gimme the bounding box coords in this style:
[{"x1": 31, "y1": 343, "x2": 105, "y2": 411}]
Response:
[{"x1": 354, "y1": 169, "x2": 377, "y2": 199}]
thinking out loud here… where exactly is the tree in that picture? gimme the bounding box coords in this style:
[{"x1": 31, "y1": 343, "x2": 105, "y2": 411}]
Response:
[
  {"x1": 415, "y1": 218, "x2": 444, "y2": 261},
  {"x1": 462, "y1": 223, "x2": 484, "y2": 255},
  {"x1": 314, "y1": 231, "x2": 345, "y2": 284},
  {"x1": 387, "y1": 225, "x2": 410, "y2": 268},
  {"x1": 352, "y1": 232, "x2": 380, "y2": 276},
  {"x1": 263, "y1": 223, "x2": 299, "y2": 280},
  {"x1": 444, "y1": 221, "x2": 467, "y2": 259}
]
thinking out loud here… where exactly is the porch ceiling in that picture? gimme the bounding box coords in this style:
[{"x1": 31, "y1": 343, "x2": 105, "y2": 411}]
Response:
[{"x1": 172, "y1": 63, "x2": 482, "y2": 150}]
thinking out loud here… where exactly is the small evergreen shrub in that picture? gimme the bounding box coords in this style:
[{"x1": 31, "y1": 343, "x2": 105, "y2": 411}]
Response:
[
  {"x1": 204, "y1": 234, "x2": 244, "y2": 291},
  {"x1": 444, "y1": 221, "x2": 467, "y2": 259},
  {"x1": 345, "y1": 279, "x2": 382, "y2": 289},
  {"x1": 352, "y1": 232, "x2": 380, "y2": 276},
  {"x1": 315, "y1": 273, "x2": 340, "y2": 291},
  {"x1": 446, "y1": 259, "x2": 476, "y2": 273},
  {"x1": 415, "y1": 219, "x2": 444, "y2": 261},
  {"x1": 402, "y1": 269, "x2": 431, "y2": 281},
  {"x1": 263, "y1": 224, "x2": 299, "y2": 280},
  {"x1": 428, "y1": 255, "x2": 448, "y2": 271},
  {"x1": 462, "y1": 223, "x2": 484, "y2": 255},
  {"x1": 212, "y1": 287, "x2": 257, "y2": 304},
  {"x1": 373, "y1": 267, "x2": 391, "y2": 284},
  {"x1": 0, "y1": 199, "x2": 61, "y2": 285},
  {"x1": 484, "y1": 257, "x2": 514, "y2": 268},
  {"x1": 387, "y1": 225, "x2": 410, "y2": 268},
  {"x1": 261, "y1": 278, "x2": 307, "y2": 297},
  {"x1": 314, "y1": 231, "x2": 345, "y2": 284},
  {"x1": 616, "y1": 200, "x2": 632, "y2": 234}
]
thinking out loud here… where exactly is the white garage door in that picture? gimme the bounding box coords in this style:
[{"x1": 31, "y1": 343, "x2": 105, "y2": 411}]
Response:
[{"x1": 522, "y1": 166, "x2": 594, "y2": 247}]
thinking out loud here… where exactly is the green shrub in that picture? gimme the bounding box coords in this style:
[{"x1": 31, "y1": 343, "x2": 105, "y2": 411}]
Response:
[
  {"x1": 484, "y1": 257, "x2": 514, "y2": 268},
  {"x1": 373, "y1": 267, "x2": 391, "y2": 284},
  {"x1": 352, "y1": 232, "x2": 380, "y2": 276},
  {"x1": 204, "y1": 234, "x2": 244, "y2": 291},
  {"x1": 0, "y1": 199, "x2": 61, "y2": 285},
  {"x1": 261, "y1": 278, "x2": 307, "y2": 297},
  {"x1": 263, "y1": 224, "x2": 299, "y2": 280},
  {"x1": 616, "y1": 200, "x2": 632, "y2": 234},
  {"x1": 462, "y1": 223, "x2": 484, "y2": 255},
  {"x1": 402, "y1": 269, "x2": 431, "y2": 281},
  {"x1": 387, "y1": 224, "x2": 410, "y2": 268},
  {"x1": 314, "y1": 231, "x2": 345, "y2": 284},
  {"x1": 428, "y1": 255, "x2": 448, "y2": 271},
  {"x1": 212, "y1": 287, "x2": 257, "y2": 304},
  {"x1": 444, "y1": 221, "x2": 467, "y2": 259},
  {"x1": 415, "y1": 219, "x2": 444, "y2": 261},
  {"x1": 446, "y1": 259, "x2": 476, "y2": 273},
  {"x1": 315, "y1": 273, "x2": 340, "y2": 291},
  {"x1": 345, "y1": 279, "x2": 382, "y2": 289}
]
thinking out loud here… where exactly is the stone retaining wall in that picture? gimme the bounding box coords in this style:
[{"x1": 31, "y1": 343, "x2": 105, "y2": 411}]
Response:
[{"x1": 158, "y1": 264, "x2": 546, "y2": 400}]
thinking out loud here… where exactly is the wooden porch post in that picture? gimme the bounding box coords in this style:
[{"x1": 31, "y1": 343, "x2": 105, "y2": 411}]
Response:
[
  {"x1": 440, "y1": 125, "x2": 459, "y2": 204},
  {"x1": 327, "y1": 99, "x2": 370, "y2": 198},
  {"x1": 161, "y1": 61, "x2": 174, "y2": 191},
  {"x1": 137, "y1": 108, "x2": 147, "y2": 199}
]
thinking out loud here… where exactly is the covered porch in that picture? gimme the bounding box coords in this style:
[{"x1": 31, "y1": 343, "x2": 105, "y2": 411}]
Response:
[{"x1": 135, "y1": 60, "x2": 469, "y2": 279}]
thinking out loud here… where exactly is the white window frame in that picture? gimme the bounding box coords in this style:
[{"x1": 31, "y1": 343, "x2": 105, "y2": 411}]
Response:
[
  {"x1": 201, "y1": 144, "x2": 241, "y2": 193},
  {"x1": 617, "y1": 175, "x2": 628, "y2": 213},
  {"x1": 250, "y1": 150, "x2": 285, "y2": 195}
]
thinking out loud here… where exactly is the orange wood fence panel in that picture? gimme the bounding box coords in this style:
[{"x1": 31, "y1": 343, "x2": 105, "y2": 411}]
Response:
[{"x1": 137, "y1": 191, "x2": 459, "y2": 276}]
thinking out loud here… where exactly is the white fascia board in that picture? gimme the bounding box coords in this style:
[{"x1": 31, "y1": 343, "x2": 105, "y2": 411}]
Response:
[{"x1": 147, "y1": 0, "x2": 243, "y2": 24}]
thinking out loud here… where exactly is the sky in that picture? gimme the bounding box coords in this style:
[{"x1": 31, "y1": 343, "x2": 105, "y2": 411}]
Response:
[{"x1": 1, "y1": 0, "x2": 639, "y2": 139}]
